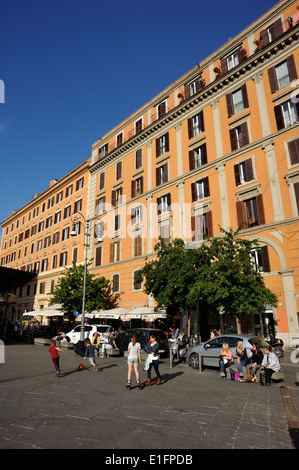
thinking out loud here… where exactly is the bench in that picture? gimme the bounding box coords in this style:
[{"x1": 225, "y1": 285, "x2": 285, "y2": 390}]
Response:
[
  {"x1": 34, "y1": 337, "x2": 51, "y2": 346},
  {"x1": 106, "y1": 348, "x2": 120, "y2": 357}
]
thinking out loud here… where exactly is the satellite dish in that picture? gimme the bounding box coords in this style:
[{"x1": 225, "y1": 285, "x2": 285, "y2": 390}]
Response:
[{"x1": 290, "y1": 349, "x2": 299, "y2": 364}]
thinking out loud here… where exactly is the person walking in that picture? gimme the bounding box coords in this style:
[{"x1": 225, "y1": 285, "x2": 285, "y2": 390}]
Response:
[
  {"x1": 145, "y1": 333, "x2": 161, "y2": 386},
  {"x1": 126, "y1": 334, "x2": 141, "y2": 389},
  {"x1": 49, "y1": 339, "x2": 64, "y2": 378},
  {"x1": 84, "y1": 338, "x2": 97, "y2": 371}
]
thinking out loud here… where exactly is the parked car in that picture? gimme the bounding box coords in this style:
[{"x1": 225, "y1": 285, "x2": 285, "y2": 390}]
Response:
[
  {"x1": 186, "y1": 334, "x2": 270, "y2": 369},
  {"x1": 65, "y1": 324, "x2": 112, "y2": 344},
  {"x1": 115, "y1": 328, "x2": 169, "y2": 356}
]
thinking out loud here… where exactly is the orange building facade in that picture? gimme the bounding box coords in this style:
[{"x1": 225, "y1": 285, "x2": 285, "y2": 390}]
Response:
[{"x1": 1, "y1": 0, "x2": 299, "y2": 345}]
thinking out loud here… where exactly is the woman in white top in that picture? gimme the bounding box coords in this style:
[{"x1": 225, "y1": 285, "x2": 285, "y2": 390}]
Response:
[
  {"x1": 126, "y1": 334, "x2": 141, "y2": 389},
  {"x1": 260, "y1": 345, "x2": 280, "y2": 386}
]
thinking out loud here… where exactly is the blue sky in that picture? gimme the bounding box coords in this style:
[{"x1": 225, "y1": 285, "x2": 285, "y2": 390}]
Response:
[{"x1": 0, "y1": 0, "x2": 277, "y2": 239}]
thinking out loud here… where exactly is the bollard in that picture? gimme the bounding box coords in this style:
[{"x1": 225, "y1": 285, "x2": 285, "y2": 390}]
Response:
[
  {"x1": 170, "y1": 346, "x2": 173, "y2": 368},
  {"x1": 198, "y1": 351, "x2": 202, "y2": 373}
]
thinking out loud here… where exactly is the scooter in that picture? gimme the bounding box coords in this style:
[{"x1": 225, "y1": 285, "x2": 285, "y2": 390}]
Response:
[
  {"x1": 170, "y1": 330, "x2": 188, "y2": 365},
  {"x1": 269, "y1": 338, "x2": 284, "y2": 358}
]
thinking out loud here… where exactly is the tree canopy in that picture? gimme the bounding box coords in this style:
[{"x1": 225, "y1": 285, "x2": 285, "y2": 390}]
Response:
[
  {"x1": 136, "y1": 228, "x2": 278, "y2": 321},
  {"x1": 48, "y1": 261, "x2": 119, "y2": 314}
]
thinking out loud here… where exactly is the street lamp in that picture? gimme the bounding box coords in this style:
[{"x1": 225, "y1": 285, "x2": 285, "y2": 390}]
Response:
[{"x1": 70, "y1": 212, "x2": 91, "y2": 355}]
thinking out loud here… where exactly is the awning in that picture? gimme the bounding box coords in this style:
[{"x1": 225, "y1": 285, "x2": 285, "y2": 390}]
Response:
[{"x1": 92, "y1": 308, "x2": 128, "y2": 319}]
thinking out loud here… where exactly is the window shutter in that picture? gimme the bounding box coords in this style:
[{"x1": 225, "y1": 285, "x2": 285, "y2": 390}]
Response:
[
  {"x1": 116, "y1": 161, "x2": 122, "y2": 180},
  {"x1": 95, "y1": 247, "x2": 102, "y2": 267},
  {"x1": 136, "y1": 149, "x2": 142, "y2": 168},
  {"x1": 99, "y1": 172, "x2": 105, "y2": 190},
  {"x1": 156, "y1": 137, "x2": 160, "y2": 157},
  {"x1": 221, "y1": 57, "x2": 228, "y2": 75},
  {"x1": 191, "y1": 182, "x2": 197, "y2": 202},
  {"x1": 191, "y1": 216, "x2": 196, "y2": 241},
  {"x1": 207, "y1": 211, "x2": 213, "y2": 237},
  {"x1": 201, "y1": 143, "x2": 207, "y2": 165},
  {"x1": 268, "y1": 67, "x2": 279, "y2": 93},
  {"x1": 259, "y1": 28, "x2": 269, "y2": 47},
  {"x1": 163, "y1": 163, "x2": 168, "y2": 183},
  {"x1": 288, "y1": 139, "x2": 299, "y2": 165},
  {"x1": 287, "y1": 55, "x2": 298, "y2": 82},
  {"x1": 241, "y1": 84, "x2": 249, "y2": 109},
  {"x1": 116, "y1": 241, "x2": 120, "y2": 261},
  {"x1": 273, "y1": 18, "x2": 283, "y2": 39},
  {"x1": 274, "y1": 104, "x2": 284, "y2": 130},
  {"x1": 226, "y1": 93, "x2": 234, "y2": 118},
  {"x1": 245, "y1": 158, "x2": 254, "y2": 181},
  {"x1": 111, "y1": 190, "x2": 116, "y2": 207},
  {"x1": 203, "y1": 177, "x2": 210, "y2": 197},
  {"x1": 167, "y1": 193, "x2": 171, "y2": 211},
  {"x1": 256, "y1": 194, "x2": 265, "y2": 225},
  {"x1": 184, "y1": 84, "x2": 190, "y2": 99},
  {"x1": 157, "y1": 197, "x2": 162, "y2": 215},
  {"x1": 131, "y1": 207, "x2": 136, "y2": 222},
  {"x1": 240, "y1": 122, "x2": 249, "y2": 147},
  {"x1": 110, "y1": 243, "x2": 114, "y2": 263},
  {"x1": 236, "y1": 201, "x2": 245, "y2": 229},
  {"x1": 230, "y1": 129, "x2": 238, "y2": 151},
  {"x1": 234, "y1": 164, "x2": 241, "y2": 185},
  {"x1": 165, "y1": 132, "x2": 169, "y2": 153},
  {"x1": 131, "y1": 180, "x2": 136, "y2": 198},
  {"x1": 200, "y1": 111, "x2": 205, "y2": 132},
  {"x1": 261, "y1": 245, "x2": 270, "y2": 273},
  {"x1": 294, "y1": 182, "x2": 299, "y2": 213},
  {"x1": 188, "y1": 118, "x2": 193, "y2": 139},
  {"x1": 156, "y1": 167, "x2": 161, "y2": 186},
  {"x1": 140, "y1": 176, "x2": 144, "y2": 194}
]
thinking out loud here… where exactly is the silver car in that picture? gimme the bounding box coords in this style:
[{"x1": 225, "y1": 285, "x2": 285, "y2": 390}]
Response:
[{"x1": 186, "y1": 334, "x2": 270, "y2": 369}]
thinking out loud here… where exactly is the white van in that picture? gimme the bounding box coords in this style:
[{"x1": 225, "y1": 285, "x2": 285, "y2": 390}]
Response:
[{"x1": 66, "y1": 324, "x2": 112, "y2": 344}]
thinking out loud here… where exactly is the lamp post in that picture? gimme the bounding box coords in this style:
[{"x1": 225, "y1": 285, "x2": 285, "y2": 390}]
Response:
[{"x1": 70, "y1": 212, "x2": 91, "y2": 352}]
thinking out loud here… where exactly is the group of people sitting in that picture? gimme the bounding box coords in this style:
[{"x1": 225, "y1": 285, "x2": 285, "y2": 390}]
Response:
[{"x1": 219, "y1": 340, "x2": 281, "y2": 385}]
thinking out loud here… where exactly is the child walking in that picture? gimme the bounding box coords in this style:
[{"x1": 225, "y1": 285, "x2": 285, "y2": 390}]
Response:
[
  {"x1": 49, "y1": 339, "x2": 64, "y2": 378},
  {"x1": 84, "y1": 338, "x2": 97, "y2": 371}
]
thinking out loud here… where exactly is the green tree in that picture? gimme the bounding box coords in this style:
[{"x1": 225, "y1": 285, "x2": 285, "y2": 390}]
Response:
[{"x1": 48, "y1": 261, "x2": 119, "y2": 314}]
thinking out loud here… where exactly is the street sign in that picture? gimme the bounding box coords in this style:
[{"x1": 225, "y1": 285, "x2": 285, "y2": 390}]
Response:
[{"x1": 74, "y1": 310, "x2": 80, "y2": 317}]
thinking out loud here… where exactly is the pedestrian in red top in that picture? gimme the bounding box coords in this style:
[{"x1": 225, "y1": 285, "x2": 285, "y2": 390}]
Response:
[{"x1": 49, "y1": 339, "x2": 64, "y2": 377}]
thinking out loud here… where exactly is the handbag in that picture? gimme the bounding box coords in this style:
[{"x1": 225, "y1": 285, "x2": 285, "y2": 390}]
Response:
[
  {"x1": 143, "y1": 354, "x2": 153, "y2": 371},
  {"x1": 230, "y1": 370, "x2": 240, "y2": 381}
]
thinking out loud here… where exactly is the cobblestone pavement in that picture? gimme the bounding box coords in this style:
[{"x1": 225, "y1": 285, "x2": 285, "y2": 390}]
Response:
[{"x1": 0, "y1": 344, "x2": 298, "y2": 452}]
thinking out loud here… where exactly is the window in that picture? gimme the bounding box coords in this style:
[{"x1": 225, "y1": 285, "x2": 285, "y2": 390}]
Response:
[
  {"x1": 37, "y1": 220, "x2": 43, "y2": 233},
  {"x1": 116, "y1": 132, "x2": 123, "y2": 147},
  {"x1": 157, "y1": 101, "x2": 167, "y2": 119},
  {"x1": 156, "y1": 132, "x2": 169, "y2": 157},
  {"x1": 52, "y1": 231, "x2": 60, "y2": 245},
  {"x1": 33, "y1": 207, "x2": 39, "y2": 218},
  {"x1": 76, "y1": 177, "x2": 84, "y2": 191},
  {"x1": 56, "y1": 191, "x2": 63, "y2": 203},
  {"x1": 31, "y1": 225, "x2": 37, "y2": 236},
  {"x1": 191, "y1": 177, "x2": 210, "y2": 201},
  {"x1": 133, "y1": 233, "x2": 142, "y2": 257},
  {"x1": 72, "y1": 248, "x2": 78, "y2": 263},
  {"x1": 226, "y1": 85, "x2": 249, "y2": 117},
  {"x1": 114, "y1": 214, "x2": 121, "y2": 232},
  {"x1": 41, "y1": 259, "x2": 48, "y2": 272},
  {"x1": 44, "y1": 236, "x2": 51, "y2": 248},
  {"x1": 227, "y1": 51, "x2": 239, "y2": 71},
  {"x1": 99, "y1": 143, "x2": 108, "y2": 158},
  {"x1": 60, "y1": 251, "x2": 68, "y2": 267},
  {"x1": 156, "y1": 163, "x2": 168, "y2": 186},
  {"x1": 189, "y1": 143, "x2": 207, "y2": 170},
  {"x1": 111, "y1": 187, "x2": 123, "y2": 207},
  {"x1": 65, "y1": 185, "x2": 73, "y2": 198},
  {"x1": 268, "y1": 56, "x2": 297, "y2": 93},
  {"x1": 116, "y1": 161, "x2": 122, "y2": 180},
  {"x1": 157, "y1": 193, "x2": 171, "y2": 215},
  {"x1": 74, "y1": 199, "x2": 82, "y2": 213},
  {"x1": 62, "y1": 227, "x2": 70, "y2": 241},
  {"x1": 287, "y1": 138, "x2": 299, "y2": 166},
  {"x1": 135, "y1": 149, "x2": 142, "y2": 169},
  {"x1": 52, "y1": 255, "x2": 57, "y2": 269},
  {"x1": 133, "y1": 270, "x2": 142, "y2": 291},
  {"x1": 99, "y1": 172, "x2": 105, "y2": 190},
  {"x1": 131, "y1": 176, "x2": 143, "y2": 197},
  {"x1": 135, "y1": 118, "x2": 143, "y2": 134},
  {"x1": 39, "y1": 282, "x2": 45, "y2": 294},
  {"x1": 259, "y1": 18, "x2": 283, "y2": 47},
  {"x1": 36, "y1": 239, "x2": 43, "y2": 252},
  {"x1": 159, "y1": 219, "x2": 171, "y2": 245},
  {"x1": 234, "y1": 158, "x2": 254, "y2": 185},
  {"x1": 131, "y1": 205, "x2": 143, "y2": 225},
  {"x1": 95, "y1": 246, "x2": 102, "y2": 267},
  {"x1": 34, "y1": 261, "x2": 40, "y2": 273},
  {"x1": 26, "y1": 285, "x2": 31, "y2": 296},
  {"x1": 112, "y1": 274, "x2": 120, "y2": 294},
  {"x1": 274, "y1": 99, "x2": 299, "y2": 130},
  {"x1": 54, "y1": 211, "x2": 61, "y2": 224},
  {"x1": 250, "y1": 246, "x2": 270, "y2": 273},
  {"x1": 191, "y1": 212, "x2": 213, "y2": 241},
  {"x1": 48, "y1": 197, "x2": 54, "y2": 209},
  {"x1": 229, "y1": 123, "x2": 249, "y2": 151},
  {"x1": 46, "y1": 216, "x2": 52, "y2": 228},
  {"x1": 188, "y1": 112, "x2": 204, "y2": 139},
  {"x1": 294, "y1": 182, "x2": 299, "y2": 215},
  {"x1": 184, "y1": 79, "x2": 204, "y2": 99},
  {"x1": 50, "y1": 280, "x2": 55, "y2": 293},
  {"x1": 236, "y1": 195, "x2": 265, "y2": 229},
  {"x1": 110, "y1": 240, "x2": 121, "y2": 263},
  {"x1": 64, "y1": 206, "x2": 71, "y2": 219},
  {"x1": 95, "y1": 196, "x2": 106, "y2": 216}
]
